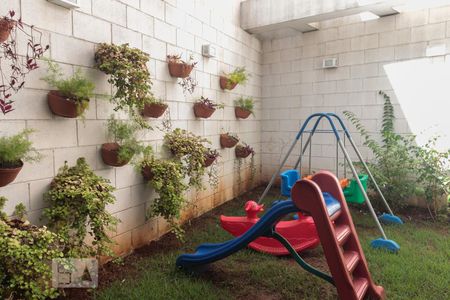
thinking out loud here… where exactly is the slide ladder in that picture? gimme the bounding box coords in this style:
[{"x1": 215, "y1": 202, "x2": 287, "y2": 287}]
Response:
[{"x1": 292, "y1": 171, "x2": 384, "y2": 300}]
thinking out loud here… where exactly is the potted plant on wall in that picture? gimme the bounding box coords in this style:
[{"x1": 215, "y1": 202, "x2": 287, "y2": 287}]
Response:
[
  {"x1": 203, "y1": 148, "x2": 220, "y2": 167},
  {"x1": 136, "y1": 146, "x2": 187, "y2": 239},
  {"x1": 141, "y1": 95, "x2": 168, "y2": 118},
  {"x1": 101, "y1": 116, "x2": 143, "y2": 167},
  {"x1": 167, "y1": 54, "x2": 198, "y2": 96},
  {"x1": 235, "y1": 143, "x2": 255, "y2": 158},
  {"x1": 167, "y1": 54, "x2": 197, "y2": 78},
  {"x1": 235, "y1": 142, "x2": 257, "y2": 191},
  {"x1": 0, "y1": 10, "x2": 49, "y2": 114},
  {"x1": 42, "y1": 60, "x2": 95, "y2": 119},
  {"x1": 193, "y1": 96, "x2": 224, "y2": 118},
  {"x1": 0, "y1": 129, "x2": 41, "y2": 187},
  {"x1": 43, "y1": 158, "x2": 118, "y2": 257},
  {"x1": 220, "y1": 67, "x2": 250, "y2": 90},
  {"x1": 0, "y1": 11, "x2": 16, "y2": 43},
  {"x1": 164, "y1": 128, "x2": 209, "y2": 189},
  {"x1": 95, "y1": 43, "x2": 152, "y2": 127},
  {"x1": 220, "y1": 132, "x2": 239, "y2": 148},
  {"x1": 234, "y1": 96, "x2": 254, "y2": 119}
]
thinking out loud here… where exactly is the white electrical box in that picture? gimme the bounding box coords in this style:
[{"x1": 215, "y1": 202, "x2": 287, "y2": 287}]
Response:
[
  {"x1": 322, "y1": 58, "x2": 338, "y2": 69},
  {"x1": 202, "y1": 44, "x2": 216, "y2": 58},
  {"x1": 48, "y1": 0, "x2": 80, "y2": 9}
]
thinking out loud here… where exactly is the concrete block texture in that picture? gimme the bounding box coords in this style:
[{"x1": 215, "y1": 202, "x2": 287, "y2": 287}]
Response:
[
  {"x1": 260, "y1": 5, "x2": 450, "y2": 184},
  {"x1": 0, "y1": 0, "x2": 262, "y2": 257}
]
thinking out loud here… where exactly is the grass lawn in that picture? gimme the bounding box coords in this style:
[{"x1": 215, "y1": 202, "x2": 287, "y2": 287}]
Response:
[{"x1": 80, "y1": 187, "x2": 449, "y2": 300}]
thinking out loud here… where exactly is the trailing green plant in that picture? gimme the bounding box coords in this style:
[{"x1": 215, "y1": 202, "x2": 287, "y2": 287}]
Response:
[
  {"x1": 197, "y1": 96, "x2": 224, "y2": 109},
  {"x1": 0, "y1": 199, "x2": 63, "y2": 300},
  {"x1": 164, "y1": 128, "x2": 209, "y2": 189},
  {"x1": 235, "y1": 143, "x2": 255, "y2": 158},
  {"x1": 42, "y1": 59, "x2": 95, "y2": 117},
  {"x1": 106, "y1": 115, "x2": 144, "y2": 163},
  {"x1": 224, "y1": 67, "x2": 250, "y2": 88},
  {"x1": 344, "y1": 91, "x2": 420, "y2": 211},
  {"x1": 0, "y1": 129, "x2": 41, "y2": 168},
  {"x1": 412, "y1": 138, "x2": 450, "y2": 220},
  {"x1": 234, "y1": 96, "x2": 254, "y2": 114},
  {"x1": 205, "y1": 148, "x2": 220, "y2": 189},
  {"x1": 43, "y1": 158, "x2": 118, "y2": 257},
  {"x1": 250, "y1": 153, "x2": 257, "y2": 187},
  {"x1": 235, "y1": 143, "x2": 257, "y2": 189},
  {"x1": 136, "y1": 147, "x2": 187, "y2": 239},
  {"x1": 95, "y1": 43, "x2": 152, "y2": 127}
]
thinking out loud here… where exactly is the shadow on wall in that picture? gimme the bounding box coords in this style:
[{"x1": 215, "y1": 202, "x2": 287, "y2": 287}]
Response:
[{"x1": 384, "y1": 58, "x2": 450, "y2": 151}]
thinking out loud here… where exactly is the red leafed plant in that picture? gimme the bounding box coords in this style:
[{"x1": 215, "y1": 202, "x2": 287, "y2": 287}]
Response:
[{"x1": 0, "y1": 10, "x2": 49, "y2": 114}]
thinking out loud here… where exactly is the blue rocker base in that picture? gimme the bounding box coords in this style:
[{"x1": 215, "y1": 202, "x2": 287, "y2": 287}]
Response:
[
  {"x1": 378, "y1": 213, "x2": 403, "y2": 225},
  {"x1": 370, "y1": 238, "x2": 400, "y2": 253}
]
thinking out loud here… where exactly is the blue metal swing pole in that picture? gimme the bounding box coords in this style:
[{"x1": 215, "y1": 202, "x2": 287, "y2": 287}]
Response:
[
  {"x1": 258, "y1": 114, "x2": 326, "y2": 204},
  {"x1": 318, "y1": 113, "x2": 400, "y2": 252},
  {"x1": 293, "y1": 115, "x2": 327, "y2": 170},
  {"x1": 327, "y1": 113, "x2": 402, "y2": 224}
]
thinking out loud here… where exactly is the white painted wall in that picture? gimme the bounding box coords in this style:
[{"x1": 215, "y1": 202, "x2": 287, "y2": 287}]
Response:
[
  {"x1": 260, "y1": 7, "x2": 450, "y2": 181},
  {"x1": 0, "y1": 0, "x2": 262, "y2": 255}
]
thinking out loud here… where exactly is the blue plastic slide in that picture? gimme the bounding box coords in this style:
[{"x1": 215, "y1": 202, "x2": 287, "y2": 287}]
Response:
[
  {"x1": 176, "y1": 200, "x2": 299, "y2": 269},
  {"x1": 176, "y1": 194, "x2": 341, "y2": 269}
]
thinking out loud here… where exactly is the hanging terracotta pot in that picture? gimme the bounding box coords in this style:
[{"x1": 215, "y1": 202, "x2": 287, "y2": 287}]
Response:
[
  {"x1": 141, "y1": 166, "x2": 154, "y2": 181},
  {"x1": 0, "y1": 160, "x2": 23, "y2": 187},
  {"x1": 47, "y1": 90, "x2": 84, "y2": 118},
  {"x1": 101, "y1": 143, "x2": 130, "y2": 167},
  {"x1": 235, "y1": 146, "x2": 252, "y2": 158},
  {"x1": 203, "y1": 154, "x2": 217, "y2": 167},
  {"x1": 0, "y1": 18, "x2": 15, "y2": 43},
  {"x1": 235, "y1": 107, "x2": 252, "y2": 119},
  {"x1": 220, "y1": 134, "x2": 239, "y2": 148},
  {"x1": 141, "y1": 102, "x2": 168, "y2": 118},
  {"x1": 194, "y1": 102, "x2": 215, "y2": 118},
  {"x1": 168, "y1": 62, "x2": 194, "y2": 78},
  {"x1": 220, "y1": 76, "x2": 237, "y2": 90}
]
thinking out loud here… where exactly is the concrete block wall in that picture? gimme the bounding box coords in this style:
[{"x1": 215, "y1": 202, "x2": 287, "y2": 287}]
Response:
[
  {"x1": 0, "y1": 0, "x2": 262, "y2": 256},
  {"x1": 260, "y1": 7, "x2": 450, "y2": 181}
]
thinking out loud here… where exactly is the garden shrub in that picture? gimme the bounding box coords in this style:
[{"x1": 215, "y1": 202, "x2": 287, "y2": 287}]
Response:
[
  {"x1": 344, "y1": 91, "x2": 420, "y2": 211},
  {"x1": 0, "y1": 197, "x2": 63, "y2": 300},
  {"x1": 344, "y1": 91, "x2": 450, "y2": 218},
  {"x1": 43, "y1": 158, "x2": 118, "y2": 257},
  {"x1": 412, "y1": 138, "x2": 450, "y2": 219}
]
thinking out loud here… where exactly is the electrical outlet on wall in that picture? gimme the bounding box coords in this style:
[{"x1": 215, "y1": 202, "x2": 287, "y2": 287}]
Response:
[
  {"x1": 322, "y1": 58, "x2": 338, "y2": 69},
  {"x1": 47, "y1": 0, "x2": 80, "y2": 9}
]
